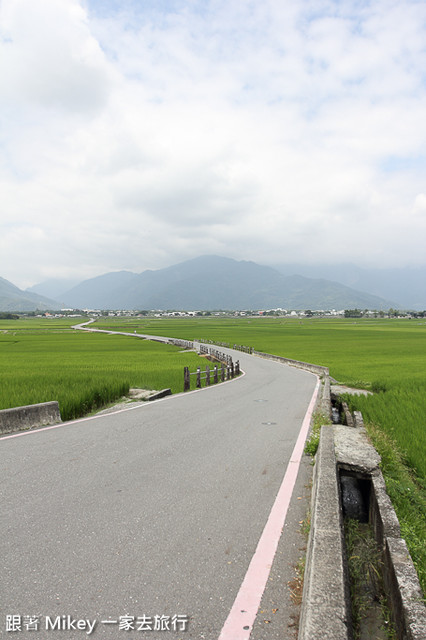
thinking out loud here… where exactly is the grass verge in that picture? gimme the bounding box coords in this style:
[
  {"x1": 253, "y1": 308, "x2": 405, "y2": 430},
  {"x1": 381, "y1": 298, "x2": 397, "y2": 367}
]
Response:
[{"x1": 304, "y1": 411, "x2": 331, "y2": 457}]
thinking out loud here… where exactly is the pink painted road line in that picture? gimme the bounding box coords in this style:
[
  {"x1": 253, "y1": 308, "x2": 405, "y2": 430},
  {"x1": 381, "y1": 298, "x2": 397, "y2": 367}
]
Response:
[{"x1": 218, "y1": 376, "x2": 321, "y2": 640}]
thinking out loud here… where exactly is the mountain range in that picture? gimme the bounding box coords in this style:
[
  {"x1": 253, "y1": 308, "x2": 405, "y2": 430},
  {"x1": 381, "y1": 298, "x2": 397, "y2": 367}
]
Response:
[
  {"x1": 271, "y1": 263, "x2": 426, "y2": 311},
  {"x1": 0, "y1": 255, "x2": 402, "y2": 312},
  {"x1": 0, "y1": 276, "x2": 61, "y2": 312}
]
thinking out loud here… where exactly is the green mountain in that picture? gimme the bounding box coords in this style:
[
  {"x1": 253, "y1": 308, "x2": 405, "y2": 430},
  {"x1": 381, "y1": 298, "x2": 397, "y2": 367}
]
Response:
[
  {"x1": 0, "y1": 277, "x2": 60, "y2": 312},
  {"x1": 58, "y1": 256, "x2": 397, "y2": 310}
]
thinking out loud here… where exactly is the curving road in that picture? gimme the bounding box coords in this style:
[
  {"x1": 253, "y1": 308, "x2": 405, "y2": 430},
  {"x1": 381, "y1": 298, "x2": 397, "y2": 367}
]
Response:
[{"x1": 1, "y1": 332, "x2": 318, "y2": 639}]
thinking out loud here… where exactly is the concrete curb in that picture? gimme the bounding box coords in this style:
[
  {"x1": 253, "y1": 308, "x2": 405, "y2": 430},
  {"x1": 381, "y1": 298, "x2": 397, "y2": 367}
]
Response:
[
  {"x1": 146, "y1": 388, "x2": 172, "y2": 401},
  {"x1": 385, "y1": 537, "x2": 426, "y2": 639},
  {"x1": 0, "y1": 401, "x2": 62, "y2": 435},
  {"x1": 318, "y1": 371, "x2": 332, "y2": 417},
  {"x1": 298, "y1": 425, "x2": 352, "y2": 640},
  {"x1": 253, "y1": 350, "x2": 329, "y2": 377}
]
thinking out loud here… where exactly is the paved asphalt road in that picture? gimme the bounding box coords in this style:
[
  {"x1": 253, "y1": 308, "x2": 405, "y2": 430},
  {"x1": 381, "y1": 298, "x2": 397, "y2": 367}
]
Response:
[{"x1": 1, "y1": 339, "x2": 318, "y2": 639}]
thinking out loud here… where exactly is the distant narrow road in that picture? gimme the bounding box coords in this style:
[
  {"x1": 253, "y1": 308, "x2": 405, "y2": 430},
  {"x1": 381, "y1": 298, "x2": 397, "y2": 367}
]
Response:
[{"x1": 1, "y1": 332, "x2": 318, "y2": 639}]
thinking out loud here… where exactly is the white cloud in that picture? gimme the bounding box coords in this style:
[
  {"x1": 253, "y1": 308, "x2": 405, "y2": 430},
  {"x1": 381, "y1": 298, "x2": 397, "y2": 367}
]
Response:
[
  {"x1": 0, "y1": 0, "x2": 426, "y2": 288},
  {"x1": 0, "y1": 0, "x2": 112, "y2": 113}
]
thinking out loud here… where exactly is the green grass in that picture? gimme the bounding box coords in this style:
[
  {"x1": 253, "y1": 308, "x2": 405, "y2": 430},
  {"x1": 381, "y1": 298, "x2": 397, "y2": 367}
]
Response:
[
  {"x1": 0, "y1": 319, "x2": 207, "y2": 420},
  {"x1": 304, "y1": 411, "x2": 331, "y2": 457},
  {"x1": 344, "y1": 383, "x2": 426, "y2": 482}
]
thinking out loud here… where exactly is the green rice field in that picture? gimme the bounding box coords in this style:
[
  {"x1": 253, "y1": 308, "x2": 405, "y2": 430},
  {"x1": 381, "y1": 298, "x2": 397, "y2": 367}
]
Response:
[{"x1": 0, "y1": 317, "x2": 206, "y2": 420}]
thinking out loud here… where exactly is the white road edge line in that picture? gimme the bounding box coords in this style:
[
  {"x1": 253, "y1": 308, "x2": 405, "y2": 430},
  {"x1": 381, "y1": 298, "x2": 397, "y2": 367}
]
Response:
[{"x1": 0, "y1": 370, "x2": 246, "y2": 441}]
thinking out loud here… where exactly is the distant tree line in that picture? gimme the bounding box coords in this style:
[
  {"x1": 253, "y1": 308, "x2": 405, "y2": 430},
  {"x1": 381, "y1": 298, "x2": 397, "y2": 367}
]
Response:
[
  {"x1": 344, "y1": 309, "x2": 364, "y2": 317},
  {"x1": 0, "y1": 313, "x2": 19, "y2": 320},
  {"x1": 344, "y1": 308, "x2": 426, "y2": 318}
]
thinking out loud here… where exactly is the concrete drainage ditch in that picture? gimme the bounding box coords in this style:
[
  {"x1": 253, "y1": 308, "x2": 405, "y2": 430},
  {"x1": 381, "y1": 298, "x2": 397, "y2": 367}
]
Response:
[{"x1": 299, "y1": 390, "x2": 426, "y2": 640}]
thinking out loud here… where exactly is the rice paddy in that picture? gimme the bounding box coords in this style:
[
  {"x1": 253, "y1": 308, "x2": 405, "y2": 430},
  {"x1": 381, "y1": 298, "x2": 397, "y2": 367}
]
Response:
[{"x1": 0, "y1": 318, "x2": 206, "y2": 420}]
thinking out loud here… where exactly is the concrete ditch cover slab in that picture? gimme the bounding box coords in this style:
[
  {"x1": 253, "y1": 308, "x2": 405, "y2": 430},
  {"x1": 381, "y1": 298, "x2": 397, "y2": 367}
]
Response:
[
  {"x1": 331, "y1": 384, "x2": 372, "y2": 396},
  {"x1": 334, "y1": 425, "x2": 381, "y2": 474}
]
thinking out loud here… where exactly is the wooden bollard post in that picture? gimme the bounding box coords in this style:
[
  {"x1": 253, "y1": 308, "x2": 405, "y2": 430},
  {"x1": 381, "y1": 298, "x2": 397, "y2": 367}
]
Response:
[
  {"x1": 206, "y1": 365, "x2": 210, "y2": 386},
  {"x1": 184, "y1": 367, "x2": 190, "y2": 392},
  {"x1": 196, "y1": 367, "x2": 201, "y2": 388},
  {"x1": 221, "y1": 362, "x2": 225, "y2": 382},
  {"x1": 235, "y1": 360, "x2": 240, "y2": 375},
  {"x1": 230, "y1": 361, "x2": 234, "y2": 378},
  {"x1": 214, "y1": 365, "x2": 218, "y2": 384}
]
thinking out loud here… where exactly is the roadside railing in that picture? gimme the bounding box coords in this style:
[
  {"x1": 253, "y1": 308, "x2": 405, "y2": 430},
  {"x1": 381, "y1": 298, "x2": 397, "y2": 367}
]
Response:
[
  {"x1": 232, "y1": 344, "x2": 254, "y2": 354},
  {"x1": 168, "y1": 339, "x2": 194, "y2": 349},
  {"x1": 195, "y1": 338, "x2": 230, "y2": 348},
  {"x1": 195, "y1": 338, "x2": 253, "y2": 354},
  {"x1": 199, "y1": 344, "x2": 233, "y2": 364},
  {"x1": 184, "y1": 347, "x2": 240, "y2": 392}
]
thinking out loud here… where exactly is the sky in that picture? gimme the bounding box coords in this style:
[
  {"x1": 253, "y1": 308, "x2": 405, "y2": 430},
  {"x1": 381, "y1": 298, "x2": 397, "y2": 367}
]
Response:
[{"x1": 1, "y1": 0, "x2": 426, "y2": 289}]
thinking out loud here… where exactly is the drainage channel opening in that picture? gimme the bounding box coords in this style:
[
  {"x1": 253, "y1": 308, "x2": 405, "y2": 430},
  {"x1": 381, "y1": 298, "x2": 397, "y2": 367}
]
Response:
[
  {"x1": 331, "y1": 398, "x2": 341, "y2": 424},
  {"x1": 340, "y1": 470, "x2": 371, "y2": 523},
  {"x1": 339, "y1": 471, "x2": 395, "y2": 640},
  {"x1": 332, "y1": 396, "x2": 355, "y2": 427}
]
